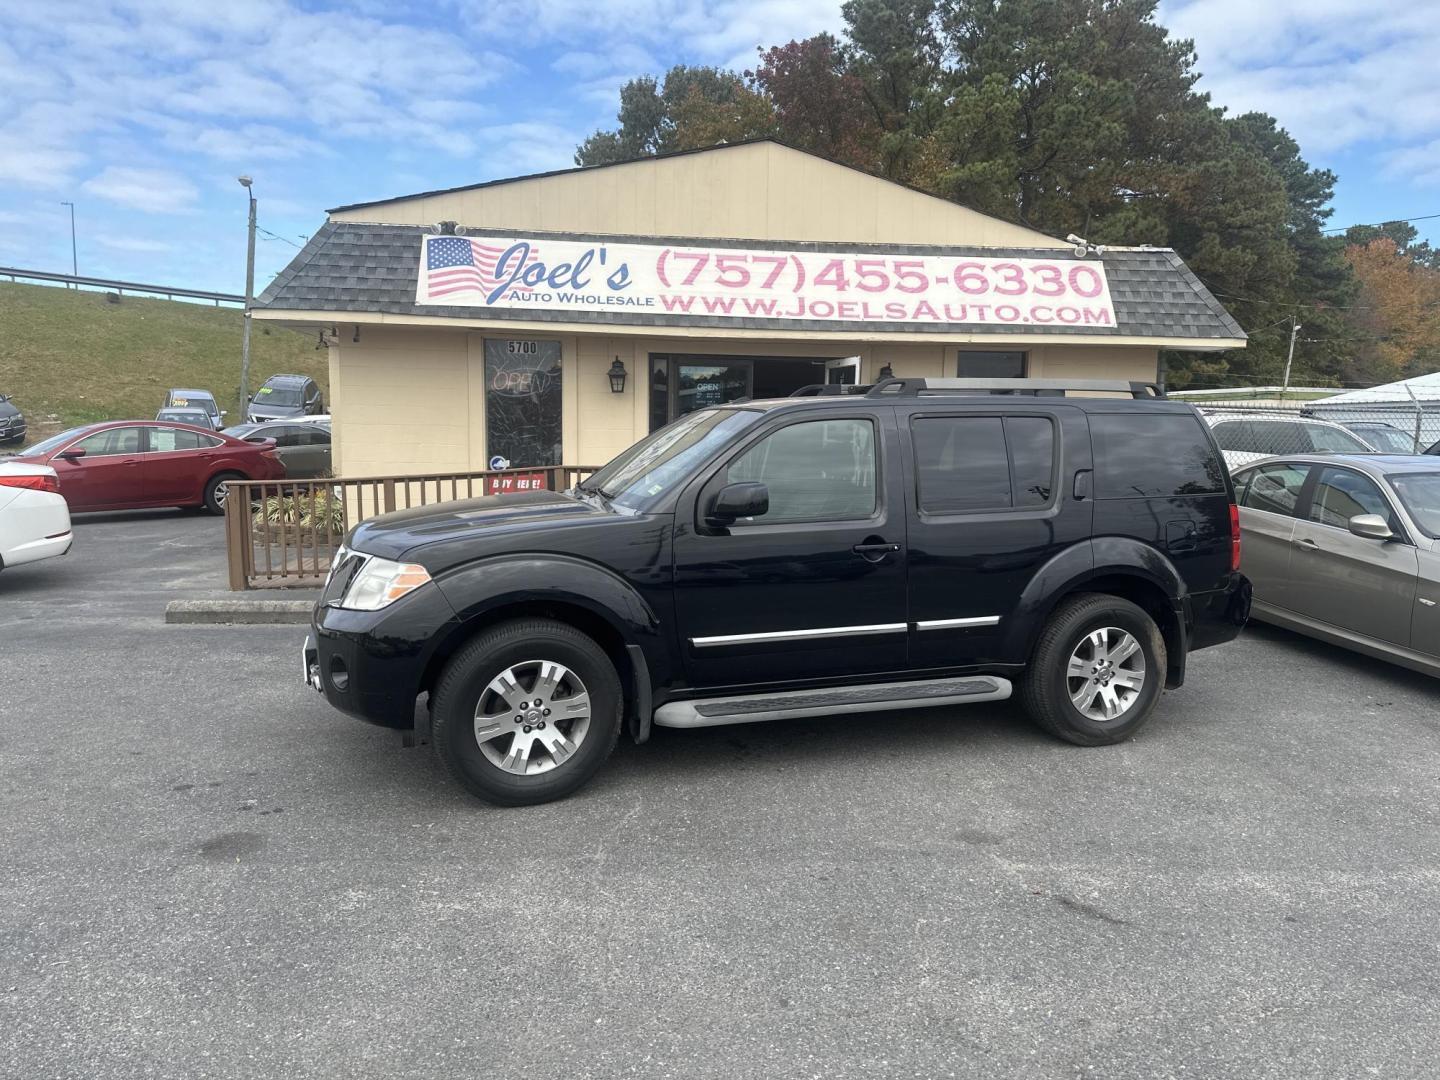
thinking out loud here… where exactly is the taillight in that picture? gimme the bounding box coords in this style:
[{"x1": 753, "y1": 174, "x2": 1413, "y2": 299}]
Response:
[
  {"x1": 0, "y1": 473, "x2": 60, "y2": 494},
  {"x1": 1229, "y1": 502, "x2": 1241, "y2": 572}
]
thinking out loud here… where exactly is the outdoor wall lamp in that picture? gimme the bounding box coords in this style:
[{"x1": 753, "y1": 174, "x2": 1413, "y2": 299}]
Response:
[
  {"x1": 608, "y1": 357, "x2": 628, "y2": 393},
  {"x1": 878, "y1": 362, "x2": 894, "y2": 380}
]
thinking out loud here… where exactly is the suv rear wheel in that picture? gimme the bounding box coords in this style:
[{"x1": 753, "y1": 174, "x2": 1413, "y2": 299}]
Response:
[
  {"x1": 1020, "y1": 593, "x2": 1166, "y2": 746},
  {"x1": 432, "y1": 619, "x2": 623, "y2": 806}
]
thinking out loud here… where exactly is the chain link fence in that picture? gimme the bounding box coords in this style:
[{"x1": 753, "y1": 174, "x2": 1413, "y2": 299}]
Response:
[{"x1": 1169, "y1": 386, "x2": 1440, "y2": 460}]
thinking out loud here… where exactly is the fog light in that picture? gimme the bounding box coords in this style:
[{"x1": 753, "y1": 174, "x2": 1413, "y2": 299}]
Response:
[{"x1": 328, "y1": 655, "x2": 350, "y2": 692}]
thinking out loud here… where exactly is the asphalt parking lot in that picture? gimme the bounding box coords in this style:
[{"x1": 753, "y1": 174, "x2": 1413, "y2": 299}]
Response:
[{"x1": 2, "y1": 512, "x2": 1439, "y2": 1079}]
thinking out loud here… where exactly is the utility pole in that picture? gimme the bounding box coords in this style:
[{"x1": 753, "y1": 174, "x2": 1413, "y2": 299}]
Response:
[
  {"x1": 1281, "y1": 317, "x2": 1301, "y2": 398},
  {"x1": 59, "y1": 201, "x2": 77, "y2": 284},
  {"x1": 237, "y1": 176, "x2": 256, "y2": 418}
]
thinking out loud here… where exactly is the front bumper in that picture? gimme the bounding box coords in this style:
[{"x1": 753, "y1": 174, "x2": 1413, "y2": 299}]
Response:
[{"x1": 304, "y1": 584, "x2": 462, "y2": 729}]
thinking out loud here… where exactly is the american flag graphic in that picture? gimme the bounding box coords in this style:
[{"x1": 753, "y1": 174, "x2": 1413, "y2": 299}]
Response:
[{"x1": 423, "y1": 237, "x2": 542, "y2": 301}]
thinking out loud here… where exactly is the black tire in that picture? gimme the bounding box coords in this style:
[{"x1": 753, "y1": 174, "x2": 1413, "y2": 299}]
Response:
[
  {"x1": 432, "y1": 619, "x2": 623, "y2": 806},
  {"x1": 1019, "y1": 593, "x2": 1166, "y2": 746},
  {"x1": 202, "y1": 472, "x2": 243, "y2": 515}
]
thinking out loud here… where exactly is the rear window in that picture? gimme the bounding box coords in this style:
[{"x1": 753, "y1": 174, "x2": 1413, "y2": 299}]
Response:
[{"x1": 1091, "y1": 412, "x2": 1225, "y2": 498}]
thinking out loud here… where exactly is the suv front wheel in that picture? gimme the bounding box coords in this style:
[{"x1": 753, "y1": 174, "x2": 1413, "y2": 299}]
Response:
[
  {"x1": 432, "y1": 619, "x2": 623, "y2": 806},
  {"x1": 1020, "y1": 593, "x2": 1166, "y2": 746}
]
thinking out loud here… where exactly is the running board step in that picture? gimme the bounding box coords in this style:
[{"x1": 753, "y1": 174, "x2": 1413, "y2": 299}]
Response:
[{"x1": 653, "y1": 676, "x2": 1012, "y2": 729}]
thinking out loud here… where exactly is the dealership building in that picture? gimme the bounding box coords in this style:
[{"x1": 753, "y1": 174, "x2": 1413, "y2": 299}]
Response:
[{"x1": 254, "y1": 139, "x2": 1245, "y2": 476}]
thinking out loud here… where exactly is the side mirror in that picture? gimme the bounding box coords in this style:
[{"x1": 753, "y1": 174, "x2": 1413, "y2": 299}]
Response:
[
  {"x1": 246, "y1": 394, "x2": 254, "y2": 402},
  {"x1": 57, "y1": 447, "x2": 87, "y2": 461},
  {"x1": 220, "y1": 411, "x2": 228, "y2": 418},
  {"x1": 1348, "y1": 513, "x2": 1394, "y2": 541},
  {"x1": 706, "y1": 482, "x2": 769, "y2": 526}
]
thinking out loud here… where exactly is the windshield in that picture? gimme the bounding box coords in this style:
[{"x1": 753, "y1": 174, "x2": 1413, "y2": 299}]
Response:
[
  {"x1": 580, "y1": 408, "x2": 762, "y2": 511},
  {"x1": 255, "y1": 387, "x2": 303, "y2": 407},
  {"x1": 14, "y1": 426, "x2": 92, "y2": 456},
  {"x1": 168, "y1": 392, "x2": 215, "y2": 409},
  {"x1": 1387, "y1": 473, "x2": 1440, "y2": 538}
]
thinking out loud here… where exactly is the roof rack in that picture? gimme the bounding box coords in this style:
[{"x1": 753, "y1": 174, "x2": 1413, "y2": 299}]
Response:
[
  {"x1": 865, "y1": 377, "x2": 1164, "y2": 400},
  {"x1": 788, "y1": 383, "x2": 873, "y2": 397}
]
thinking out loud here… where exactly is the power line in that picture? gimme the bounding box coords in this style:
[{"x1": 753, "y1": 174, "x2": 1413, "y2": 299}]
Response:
[
  {"x1": 1322, "y1": 212, "x2": 1440, "y2": 235},
  {"x1": 255, "y1": 224, "x2": 304, "y2": 249}
]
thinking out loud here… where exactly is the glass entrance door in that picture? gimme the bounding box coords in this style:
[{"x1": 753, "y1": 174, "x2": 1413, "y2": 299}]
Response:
[{"x1": 673, "y1": 362, "x2": 751, "y2": 418}]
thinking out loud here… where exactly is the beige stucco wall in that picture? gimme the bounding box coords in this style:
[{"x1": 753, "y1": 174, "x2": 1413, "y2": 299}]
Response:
[
  {"x1": 325, "y1": 325, "x2": 1158, "y2": 476},
  {"x1": 330, "y1": 141, "x2": 1068, "y2": 250}
]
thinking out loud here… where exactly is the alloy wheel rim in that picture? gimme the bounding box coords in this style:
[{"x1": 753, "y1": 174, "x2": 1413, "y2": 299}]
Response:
[
  {"x1": 473, "y1": 659, "x2": 592, "y2": 775},
  {"x1": 214, "y1": 480, "x2": 229, "y2": 508},
  {"x1": 1066, "y1": 627, "x2": 1146, "y2": 722}
]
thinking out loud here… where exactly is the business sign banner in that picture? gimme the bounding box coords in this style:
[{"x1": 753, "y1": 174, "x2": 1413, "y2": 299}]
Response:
[{"x1": 417, "y1": 235, "x2": 1117, "y2": 328}]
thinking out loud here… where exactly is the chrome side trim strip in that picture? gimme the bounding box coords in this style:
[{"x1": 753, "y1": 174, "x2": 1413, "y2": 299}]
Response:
[
  {"x1": 690, "y1": 623, "x2": 909, "y2": 648},
  {"x1": 914, "y1": 616, "x2": 1002, "y2": 630}
]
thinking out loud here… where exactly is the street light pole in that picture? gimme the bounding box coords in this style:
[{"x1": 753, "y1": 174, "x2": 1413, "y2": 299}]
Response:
[
  {"x1": 237, "y1": 176, "x2": 256, "y2": 418},
  {"x1": 1281, "y1": 317, "x2": 1301, "y2": 398},
  {"x1": 60, "y1": 201, "x2": 77, "y2": 284}
]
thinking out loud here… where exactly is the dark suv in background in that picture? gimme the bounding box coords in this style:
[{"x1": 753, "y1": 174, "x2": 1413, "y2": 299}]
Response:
[
  {"x1": 0, "y1": 394, "x2": 26, "y2": 446},
  {"x1": 246, "y1": 374, "x2": 323, "y2": 423},
  {"x1": 304, "y1": 378, "x2": 1250, "y2": 806}
]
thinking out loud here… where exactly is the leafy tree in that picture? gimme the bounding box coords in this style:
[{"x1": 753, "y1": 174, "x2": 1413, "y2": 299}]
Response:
[
  {"x1": 1345, "y1": 220, "x2": 1439, "y2": 271},
  {"x1": 750, "y1": 36, "x2": 881, "y2": 167},
  {"x1": 1344, "y1": 238, "x2": 1440, "y2": 382},
  {"x1": 576, "y1": 67, "x2": 774, "y2": 166}
]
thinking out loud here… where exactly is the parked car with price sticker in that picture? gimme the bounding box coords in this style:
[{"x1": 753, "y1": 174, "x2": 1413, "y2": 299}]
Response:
[
  {"x1": 246, "y1": 374, "x2": 325, "y2": 423},
  {"x1": 305, "y1": 377, "x2": 1248, "y2": 806}
]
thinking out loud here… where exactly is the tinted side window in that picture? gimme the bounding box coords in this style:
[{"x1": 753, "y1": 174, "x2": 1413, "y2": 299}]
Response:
[
  {"x1": 1007, "y1": 417, "x2": 1055, "y2": 506},
  {"x1": 300, "y1": 427, "x2": 332, "y2": 446},
  {"x1": 1246, "y1": 421, "x2": 1311, "y2": 455},
  {"x1": 912, "y1": 415, "x2": 1056, "y2": 512},
  {"x1": 727, "y1": 418, "x2": 877, "y2": 524},
  {"x1": 1309, "y1": 467, "x2": 1392, "y2": 528},
  {"x1": 913, "y1": 417, "x2": 1010, "y2": 511},
  {"x1": 1240, "y1": 463, "x2": 1309, "y2": 517},
  {"x1": 269, "y1": 426, "x2": 306, "y2": 448},
  {"x1": 1091, "y1": 413, "x2": 1224, "y2": 498},
  {"x1": 1211, "y1": 421, "x2": 1251, "y2": 452}
]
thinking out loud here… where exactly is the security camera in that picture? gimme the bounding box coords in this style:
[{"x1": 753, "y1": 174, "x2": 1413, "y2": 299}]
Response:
[{"x1": 1066, "y1": 233, "x2": 1084, "y2": 245}]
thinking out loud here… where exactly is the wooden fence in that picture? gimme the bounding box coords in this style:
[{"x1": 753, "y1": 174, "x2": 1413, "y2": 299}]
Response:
[{"x1": 224, "y1": 465, "x2": 599, "y2": 590}]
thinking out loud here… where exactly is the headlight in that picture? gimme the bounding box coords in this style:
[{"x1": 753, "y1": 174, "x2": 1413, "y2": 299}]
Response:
[{"x1": 339, "y1": 557, "x2": 432, "y2": 611}]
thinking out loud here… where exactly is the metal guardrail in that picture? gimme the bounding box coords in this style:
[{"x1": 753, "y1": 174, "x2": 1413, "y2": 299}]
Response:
[
  {"x1": 223, "y1": 465, "x2": 600, "y2": 590},
  {"x1": 0, "y1": 265, "x2": 245, "y2": 305}
]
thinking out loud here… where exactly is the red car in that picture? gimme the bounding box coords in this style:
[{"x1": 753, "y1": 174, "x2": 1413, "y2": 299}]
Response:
[{"x1": 12, "y1": 421, "x2": 284, "y2": 514}]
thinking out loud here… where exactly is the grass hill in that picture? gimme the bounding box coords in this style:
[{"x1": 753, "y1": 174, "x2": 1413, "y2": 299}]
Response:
[{"x1": 0, "y1": 281, "x2": 326, "y2": 445}]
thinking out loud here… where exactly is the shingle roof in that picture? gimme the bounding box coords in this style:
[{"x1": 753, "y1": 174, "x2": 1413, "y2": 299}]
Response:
[{"x1": 257, "y1": 222, "x2": 1245, "y2": 342}]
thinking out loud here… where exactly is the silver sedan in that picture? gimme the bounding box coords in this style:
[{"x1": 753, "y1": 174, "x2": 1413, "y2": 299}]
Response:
[{"x1": 1233, "y1": 454, "x2": 1440, "y2": 676}]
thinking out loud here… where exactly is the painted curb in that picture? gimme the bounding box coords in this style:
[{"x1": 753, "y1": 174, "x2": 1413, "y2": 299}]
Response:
[{"x1": 165, "y1": 599, "x2": 316, "y2": 625}]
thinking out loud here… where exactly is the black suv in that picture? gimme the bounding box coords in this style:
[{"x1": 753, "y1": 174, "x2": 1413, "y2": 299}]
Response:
[{"x1": 304, "y1": 378, "x2": 1250, "y2": 806}]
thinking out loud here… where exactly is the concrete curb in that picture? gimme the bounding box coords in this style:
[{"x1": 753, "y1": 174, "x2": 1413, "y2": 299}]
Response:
[{"x1": 165, "y1": 599, "x2": 315, "y2": 625}]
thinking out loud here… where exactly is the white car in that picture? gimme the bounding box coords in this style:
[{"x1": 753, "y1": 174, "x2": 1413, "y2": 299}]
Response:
[
  {"x1": 0, "y1": 461, "x2": 73, "y2": 571},
  {"x1": 1201, "y1": 410, "x2": 1376, "y2": 470}
]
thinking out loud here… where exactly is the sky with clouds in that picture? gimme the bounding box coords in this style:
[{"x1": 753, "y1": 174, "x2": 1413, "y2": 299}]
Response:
[{"x1": 0, "y1": 0, "x2": 1436, "y2": 296}]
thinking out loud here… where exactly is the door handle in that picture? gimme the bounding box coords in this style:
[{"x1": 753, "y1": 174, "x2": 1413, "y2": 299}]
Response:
[
  {"x1": 1293, "y1": 537, "x2": 1319, "y2": 551},
  {"x1": 852, "y1": 542, "x2": 901, "y2": 555}
]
